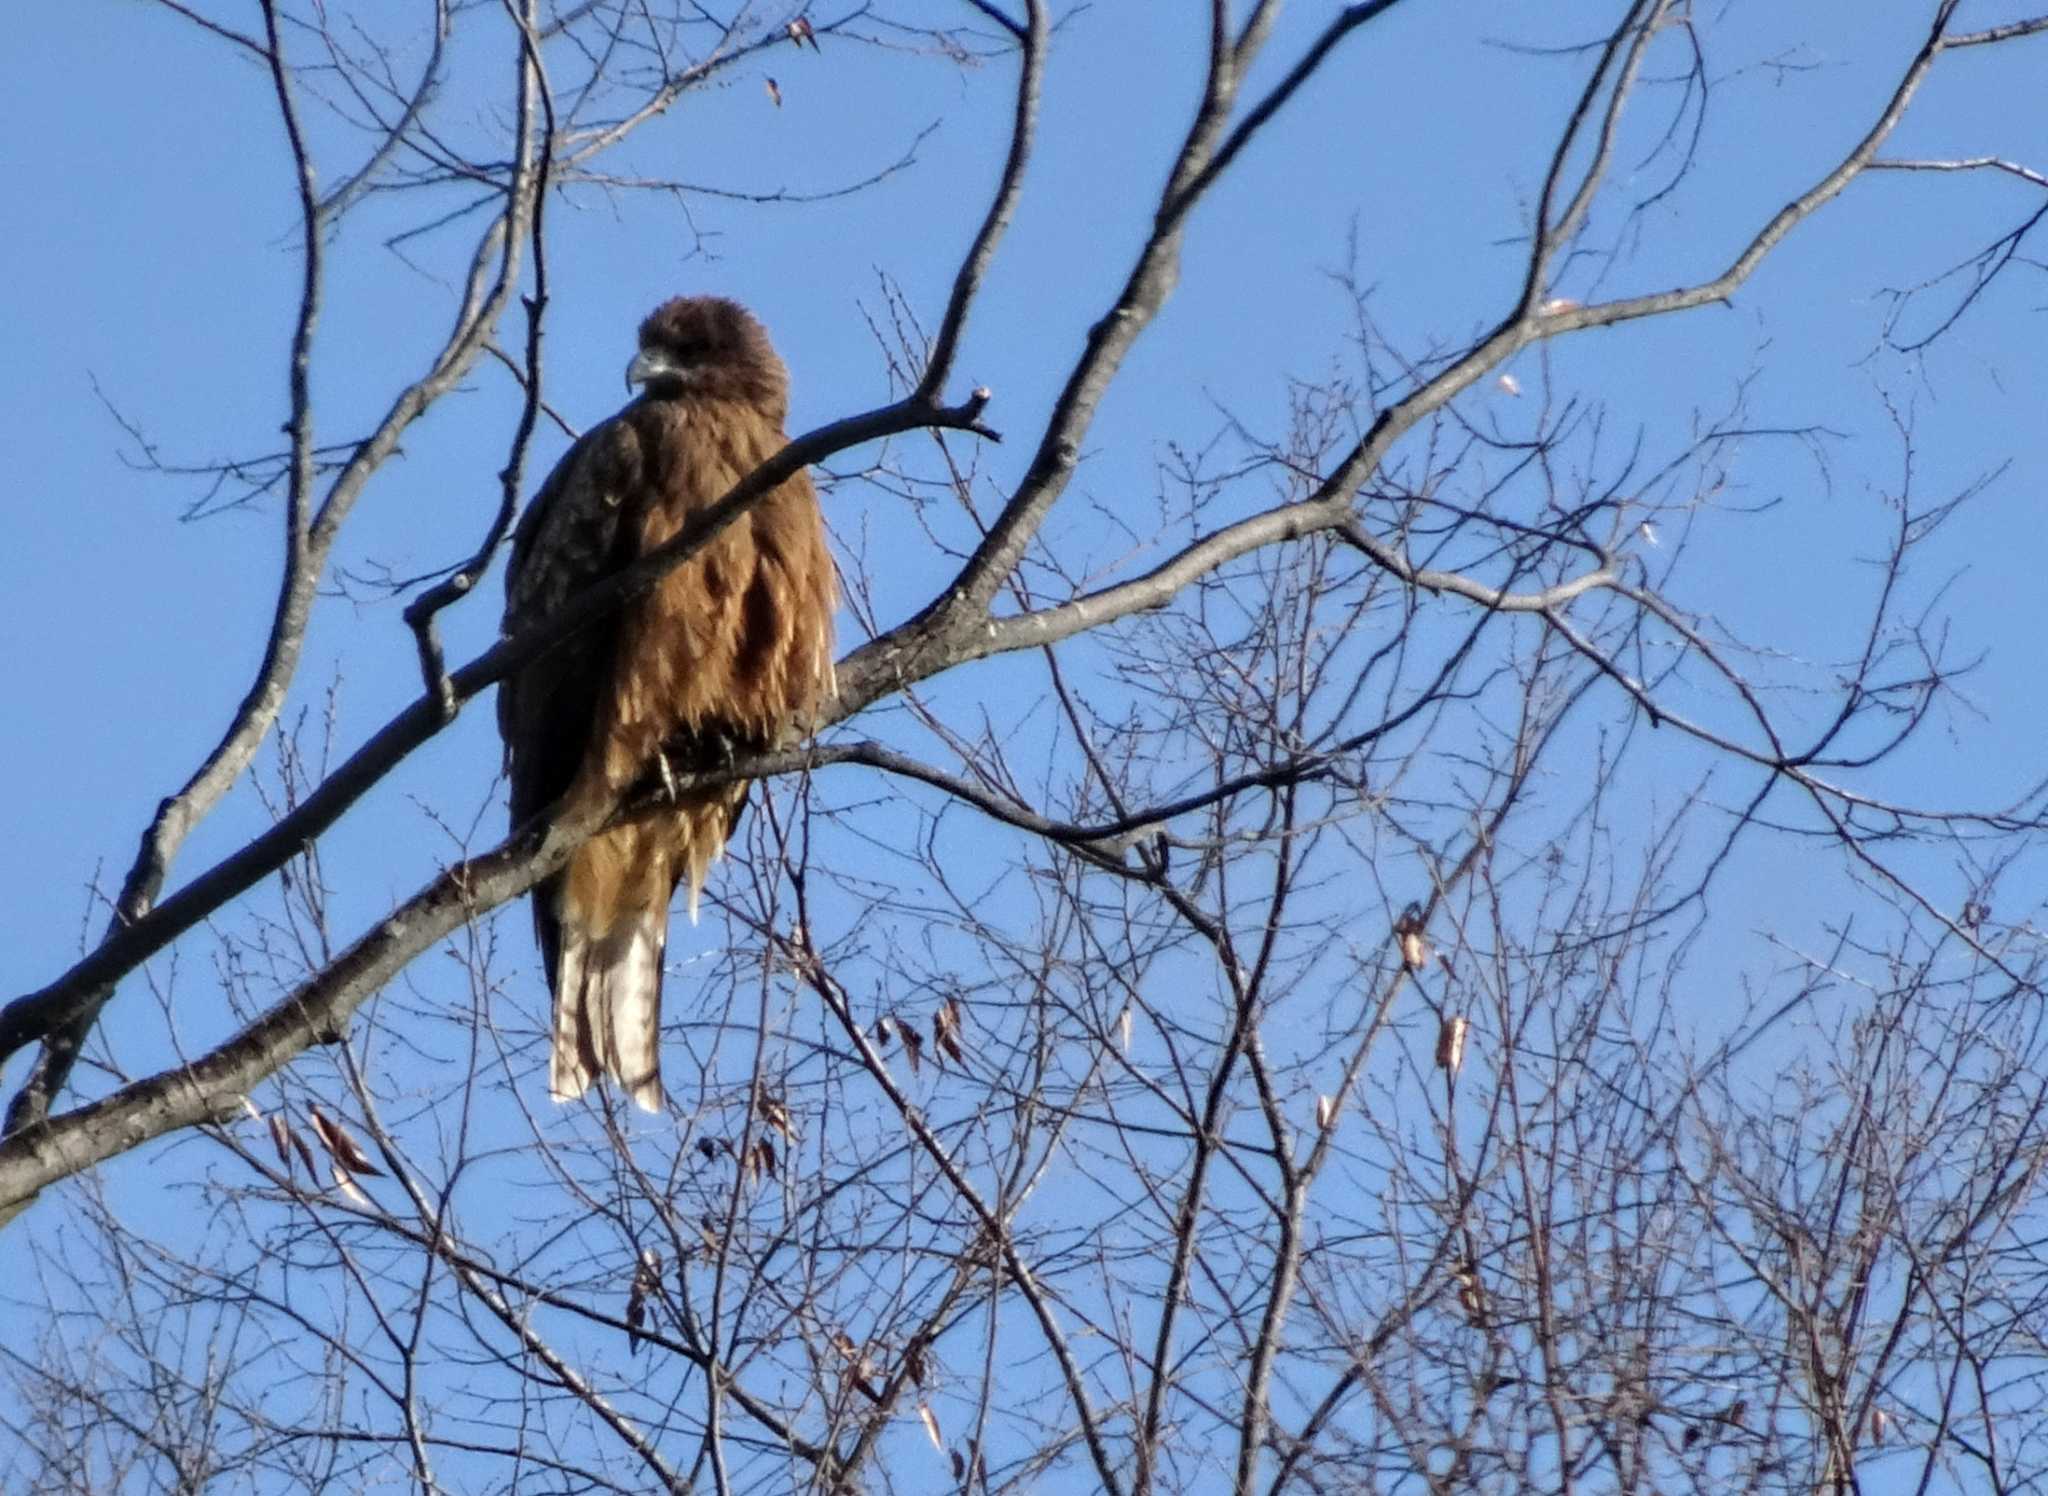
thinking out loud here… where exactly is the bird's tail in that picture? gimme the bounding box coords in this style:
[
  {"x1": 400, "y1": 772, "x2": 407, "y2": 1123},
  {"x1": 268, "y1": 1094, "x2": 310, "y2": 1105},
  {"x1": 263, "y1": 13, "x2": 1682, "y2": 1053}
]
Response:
[
  {"x1": 545, "y1": 790, "x2": 745, "y2": 1112},
  {"x1": 550, "y1": 902, "x2": 667, "y2": 1113}
]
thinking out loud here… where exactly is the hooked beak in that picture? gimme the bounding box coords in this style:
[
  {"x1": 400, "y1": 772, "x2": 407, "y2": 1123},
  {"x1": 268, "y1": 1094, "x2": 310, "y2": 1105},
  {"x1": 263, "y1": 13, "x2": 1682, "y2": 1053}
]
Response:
[{"x1": 625, "y1": 347, "x2": 684, "y2": 393}]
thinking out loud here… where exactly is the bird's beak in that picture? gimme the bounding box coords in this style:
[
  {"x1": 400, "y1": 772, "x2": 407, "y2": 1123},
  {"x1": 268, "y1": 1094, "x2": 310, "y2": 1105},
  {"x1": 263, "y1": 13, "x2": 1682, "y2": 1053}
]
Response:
[{"x1": 625, "y1": 347, "x2": 682, "y2": 393}]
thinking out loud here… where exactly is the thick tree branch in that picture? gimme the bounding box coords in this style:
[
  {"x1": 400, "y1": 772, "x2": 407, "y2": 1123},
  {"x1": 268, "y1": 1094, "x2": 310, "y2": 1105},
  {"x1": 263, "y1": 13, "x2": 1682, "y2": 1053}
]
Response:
[
  {"x1": 2, "y1": 5, "x2": 330, "y2": 1134},
  {"x1": 0, "y1": 391, "x2": 996, "y2": 1083},
  {"x1": 5, "y1": 2, "x2": 555, "y2": 1135}
]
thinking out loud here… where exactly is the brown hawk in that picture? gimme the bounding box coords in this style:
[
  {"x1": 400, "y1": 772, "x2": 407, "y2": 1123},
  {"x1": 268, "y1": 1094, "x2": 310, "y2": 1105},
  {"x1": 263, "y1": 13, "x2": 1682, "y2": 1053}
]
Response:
[{"x1": 499, "y1": 297, "x2": 836, "y2": 1111}]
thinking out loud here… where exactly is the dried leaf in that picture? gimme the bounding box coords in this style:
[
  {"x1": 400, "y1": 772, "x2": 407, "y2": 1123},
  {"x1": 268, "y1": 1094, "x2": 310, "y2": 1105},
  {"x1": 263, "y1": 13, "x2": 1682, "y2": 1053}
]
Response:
[
  {"x1": 330, "y1": 1162, "x2": 371, "y2": 1208},
  {"x1": 1496, "y1": 372, "x2": 1521, "y2": 396},
  {"x1": 905, "y1": 1337, "x2": 928, "y2": 1387},
  {"x1": 1315, "y1": 1093, "x2": 1337, "y2": 1130},
  {"x1": 917, "y1": 1400, "x2": 943, "y2": 1452},
  {"x1": 267, "y1": 1112, "x2": 292, "y2": 1172},
  {"x1": 628, "y1": 1250, "x2": 660, "y2": 1355},
  {"x1": 1638, "y1": 520, "x2": 1660, "y2": 548},
  {"x1": 951, "y1": 1448, "x2": 966, "y2": 1480},
  {"x1": 1870, "y1": 1407, "x2": 1888, "y2": 1444},
  {"x1": 764, "y1": 76, "x2": 782, "y2": 107},
  {"x1": 1392, "y1": 903, "x2": 1430, "y2": 973},
  {"x1": 753, "y1": 1138, "x2": 777, "y2": 1180},
  {"x1": 1454, "y1": 1262, "x2": 1486, "y2": 1326},
  {"x1": 288, "y1": 1126, "x2": 320, "y2": 1184},
  {"x1": 308, "y1": 1106, "x2": 384, "y2": 1177},
  {"x1": 874, "y1": 1014, "x2": 895, "y2": 1050},
  {"x1": 757, "y1": 1094, "x2": 796, "y2": 1142},
  {"x1": 1118, "y1": 1006, "x2": 1133, "y2": 1053},
  {"x1": 901, "y1": 1025, "x2": 925, "y2": 1076},
  {"x1": 786, "y1": 16, "x2": 818, "y2": 49},
  {"x1": 1435, "y1": 1015, "x2": 1469, "y2": 1076},
  {"x1": 830, "y1": 1328, "x2": 881, "y2": 1401},
  {"x1": 933, "y1": 997, "x2": 967, "y2": 1066}
]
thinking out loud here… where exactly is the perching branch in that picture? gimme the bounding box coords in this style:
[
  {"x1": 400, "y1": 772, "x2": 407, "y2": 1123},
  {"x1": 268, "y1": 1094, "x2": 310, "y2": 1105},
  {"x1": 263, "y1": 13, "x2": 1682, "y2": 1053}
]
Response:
[
  {"x1": 0, "y1": 388, "x2": 997, "y2": 1087},
  {"x1": 6, "y1": 1, "x2": 552, "y2": 1136}
]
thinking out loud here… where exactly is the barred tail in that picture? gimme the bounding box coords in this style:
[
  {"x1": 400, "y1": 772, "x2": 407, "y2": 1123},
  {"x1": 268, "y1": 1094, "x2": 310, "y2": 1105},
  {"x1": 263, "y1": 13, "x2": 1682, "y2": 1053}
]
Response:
[
  {"x1": 549, "y1": 903, "x2": 666, "y2": 1113},
  {"x1": 543, "y1": 789, "x2": 745, "y2": 1112}
]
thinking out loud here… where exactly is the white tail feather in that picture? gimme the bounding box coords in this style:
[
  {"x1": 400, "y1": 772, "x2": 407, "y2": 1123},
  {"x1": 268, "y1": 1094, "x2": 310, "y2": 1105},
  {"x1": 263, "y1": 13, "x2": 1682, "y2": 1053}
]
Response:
[
  {"x1": 550, "y1": 933, "x2": 596, "y2": 1102},
  {"x1": 549, "y1": 907, "x2": 666, "y2": 1113},
  {"x1": 594, "y1": 915, "x2": 665, "y2": 1112}
]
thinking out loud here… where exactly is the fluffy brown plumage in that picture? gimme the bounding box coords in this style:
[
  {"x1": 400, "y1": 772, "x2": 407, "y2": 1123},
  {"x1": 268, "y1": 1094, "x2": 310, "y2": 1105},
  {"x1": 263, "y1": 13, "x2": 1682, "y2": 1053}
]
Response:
[{"x1": 499, "y1": 297, "x2": 836, "y2": 1111}]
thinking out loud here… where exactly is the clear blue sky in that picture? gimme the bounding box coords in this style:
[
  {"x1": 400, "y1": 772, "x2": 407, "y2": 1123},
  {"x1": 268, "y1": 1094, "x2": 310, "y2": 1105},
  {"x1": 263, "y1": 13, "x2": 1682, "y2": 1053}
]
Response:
[
  {"x1": 12, "y1": 0, "x2": 2041, "y2": 1003},
  {"x1": 6, "y1": 3, "x2": 2043, "y2": 1002},
  {"x1": 5, "y1": 2, "x2": 2048, "y2": 1488}
]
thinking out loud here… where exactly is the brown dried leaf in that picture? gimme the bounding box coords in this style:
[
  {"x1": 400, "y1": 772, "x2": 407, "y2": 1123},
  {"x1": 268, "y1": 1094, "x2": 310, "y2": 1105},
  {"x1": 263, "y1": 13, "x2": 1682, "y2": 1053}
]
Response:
[
  {"x1": 1453, "y1": 1261, "x2": 1486, "y2": 1326},
  {"x1": 329, "y1": 1162, "x2": 371, "y2": 1208},
  {"x1": 873, "y1": 1014, "x2": 895, "y2": 1050},
  {"x1": 900, "y1": 1025, "x2": 925, "y2": 1076},
  {"x1": 308, "y1": 1106, "x2": 384, "y2": 1177},
  {"x1": 1435, "y1": 1015, "x2": 1469, "y2": 1076},
  {"x1": 829, "y1": 1329, "x2": 881, "y2": 1401},
  {"x1": 288, "y1": 1127, "x2": 320, "y2": 1184},
  {"x1": 786, "y1": 16, "x2": 818, "y2": 49},
  {"x1": 764, "y1": 76, "x2": 782, "y2": 107},
  {"x1": 757, "y1": 1094, "x2": 796, "y2": 1142},
  {"x1": 1392, "y1": 903, "x2": 1430, "y2": 973},
  {"x1": 628, "y1": 1251, "x2": 659, "y2": 1355},
  {"x1": 267, "y1": 1112, "x2": 292, "y2": 1172},
  {"x1": 1315, "y1": 1094, "x2": 1337, "y2": 1130},
  {"x1": 917, "y1": 1401, "x2": 943, "y2": 1452}
]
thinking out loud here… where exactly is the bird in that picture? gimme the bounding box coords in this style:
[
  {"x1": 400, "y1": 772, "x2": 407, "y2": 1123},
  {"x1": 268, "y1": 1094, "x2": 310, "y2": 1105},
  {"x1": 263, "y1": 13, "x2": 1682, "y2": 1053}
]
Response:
[{"x1": 498, "y1": 296, "x2": 837, "y2": 1111}]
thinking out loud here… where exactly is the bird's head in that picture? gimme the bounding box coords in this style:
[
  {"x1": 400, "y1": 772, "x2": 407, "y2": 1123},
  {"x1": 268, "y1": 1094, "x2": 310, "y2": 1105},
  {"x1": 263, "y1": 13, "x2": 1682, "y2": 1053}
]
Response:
[{"x1": 627, "y1": 296, "x2": 789, "y2": 417}]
